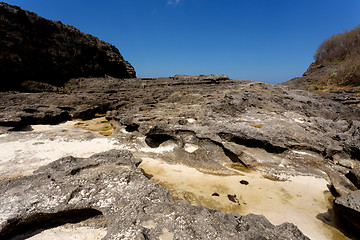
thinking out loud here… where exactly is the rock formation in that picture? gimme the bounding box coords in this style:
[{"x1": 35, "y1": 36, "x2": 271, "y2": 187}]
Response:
[
  {"x1": 1, "y1": 2, "x2": 360, "y2": 239},
  {"x1": 1, "y1": 75, "x2": 360, "y2": 238},
  {"x1": 0, "y1": 2, "x2": 135, "y2": 90},
  {"x1": 0, "y1": 150, "x2": 308, "y2": 239},
  {"x1": 334, "y1": 190, "x2": 360, "y2": 236}
]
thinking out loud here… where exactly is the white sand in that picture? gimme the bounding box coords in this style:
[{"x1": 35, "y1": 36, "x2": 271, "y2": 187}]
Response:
[
  {"x1": 26, "y1": 226, "x2": 107, "y2": 240},
  {"x1": 0, "y1": 124, "x2": 126, "y2": 181}
]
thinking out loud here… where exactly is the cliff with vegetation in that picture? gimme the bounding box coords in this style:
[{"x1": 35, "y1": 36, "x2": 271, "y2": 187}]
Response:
[
  {"x1": 0, "y1": 2, "x2": 136, "y2": 91},
  {"x1": 283, "y1": 25, "x2": 360, "y2": 94}
]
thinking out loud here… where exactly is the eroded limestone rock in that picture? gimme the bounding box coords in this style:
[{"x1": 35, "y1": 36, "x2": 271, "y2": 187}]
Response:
[
  {"x1": 334, "y1": 190, "x2": 360, "y2": 236},
  {"x1": 0, "y1": 150, "x2": 309, "y2": 239}
]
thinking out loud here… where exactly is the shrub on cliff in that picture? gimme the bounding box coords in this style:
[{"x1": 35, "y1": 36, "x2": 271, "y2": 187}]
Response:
[
  {"x1": 314, "y1": 25, "x2": 360, "y2": 64},
  {"x1": 313, "y1": 25, "x2": 360, "y2": 87}
]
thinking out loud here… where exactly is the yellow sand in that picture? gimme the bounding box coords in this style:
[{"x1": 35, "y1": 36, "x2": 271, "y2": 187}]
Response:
[{"x1": 140, "y1": 157, "x2": 349, "y2": 240}]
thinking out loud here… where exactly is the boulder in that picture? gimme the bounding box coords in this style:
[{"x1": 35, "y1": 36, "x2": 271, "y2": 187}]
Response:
[{"x1": 0, "y1": 2, "x2": 135, "y2": 90}]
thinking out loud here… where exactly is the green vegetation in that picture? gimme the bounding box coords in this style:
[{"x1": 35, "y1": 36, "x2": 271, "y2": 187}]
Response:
[{"x1": 313, "y1": 25, "x2": 360, "y2": 87}]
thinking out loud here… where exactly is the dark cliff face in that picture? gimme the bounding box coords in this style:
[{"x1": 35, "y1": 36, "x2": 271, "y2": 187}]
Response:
[{"x1": 0, "y1": 2, "x2": 136, "y2": 90}]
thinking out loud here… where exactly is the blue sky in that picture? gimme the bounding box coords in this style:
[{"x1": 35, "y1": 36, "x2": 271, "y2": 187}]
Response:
[{"x1": 3, "y1": 0, "x2": 360, "y2": 83}]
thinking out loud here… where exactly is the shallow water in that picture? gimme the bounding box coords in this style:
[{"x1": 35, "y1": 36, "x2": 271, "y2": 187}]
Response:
[{"x1": 140, "y1": 157, "x2": 350, "y2": 240}]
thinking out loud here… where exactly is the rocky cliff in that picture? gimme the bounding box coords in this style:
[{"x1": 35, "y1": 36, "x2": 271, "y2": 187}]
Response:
[{"x1": 0, "y1": 2, "x2": 136, "y2": 90}]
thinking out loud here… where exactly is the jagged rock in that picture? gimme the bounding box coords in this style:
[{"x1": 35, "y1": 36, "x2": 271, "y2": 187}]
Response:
[
  {"x1": 0, "y1": 90, "x2": 119, "y2": 126},
  {"x1": 347, "y1": 168, "x2": 360, "y2": 189},
  {"x1": 0, "y1": 150, "x2": 309, "y2": 239},
  {"x1": 0, "y1": 2, "x2": 135, "y2": 90},
  {"x1": 337, "y1": 159, "x2": 354, "y2": 169},
  {"x1": 334, "y1": 190, "x2": 360, "y2": 236},
  {"x1": 326, "y1": 169, "x2": 357, "y2": 197},
  {"x1": 0, "y1": 104, "x2": 70, "y2": 127},
  {"x1": 173, "y1": 74, "x2": 229, "y2": 81},
  {"x1": 1, "y1": 76, "x2": 360, "y2": 164},
  {"x1": 1, "y1": 75, "x2": 360, "y2": 238}
]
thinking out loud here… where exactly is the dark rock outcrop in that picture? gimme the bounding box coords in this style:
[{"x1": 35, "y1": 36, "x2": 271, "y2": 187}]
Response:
[
  {"x1": 0, "y1": 150, "x2": 309, "y2": 239},
  {"x1": 347, "y1": 168, "x2": 360, "y2": 189},
  {"x1": 0, "y1": 2, "x2": 135, "y2": 90},
  {"x1": 334, "y1": 190, "x2": 360, "y2": 236}
]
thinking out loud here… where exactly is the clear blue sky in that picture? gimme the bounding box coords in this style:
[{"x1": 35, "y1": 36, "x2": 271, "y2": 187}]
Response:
[{"x1": 3, "y1": 0, "x2": 360, "y2": 83}]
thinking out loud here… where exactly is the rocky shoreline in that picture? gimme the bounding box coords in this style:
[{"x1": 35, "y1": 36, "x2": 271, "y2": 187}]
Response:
[
  {"x1": 1, "y1": 2, "x2": 360, "y2": 239},
  {"x1": 1, "y1": 75, "x2": 360, "y2": 239}
]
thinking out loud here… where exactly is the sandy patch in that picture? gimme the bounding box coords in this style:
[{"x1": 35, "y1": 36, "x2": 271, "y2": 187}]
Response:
[
  {"x1": 23, "y1": 226, "x2": 107, "y2": 240},
  {"x1": 139, "y1": 143, "x2": 176, "y2": 153},
  {"x1": 140, "y1": 157, "x2": 349, "y2": 240},
  {"x1": 0, "y1": 125, "x2": 125, "y2": 181},
  {"x1": 31, "y1": 121, "x2": 80, "y2": 132}
]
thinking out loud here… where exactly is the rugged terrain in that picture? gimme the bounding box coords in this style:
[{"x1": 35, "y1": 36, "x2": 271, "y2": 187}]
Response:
[
  {"x1": 1, "y1": 2, "x2": 360, "y2": 240},
  {"x1": 0, "y1": 2, "x2": 135, "y2": 91},
  {"x1": 1, "y1": 75, "x2": 360, "y2": 239}
]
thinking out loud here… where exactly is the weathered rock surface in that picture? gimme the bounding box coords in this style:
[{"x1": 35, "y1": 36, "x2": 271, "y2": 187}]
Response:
[
  {"x1": 0, "y1": 150, "x2": 309, "y2": 239},
  {"x1": 1, "y1": 76, "x2": 360, "y2": 171},
  {"x1": 0, "y1": 2, "x2": 135, "y2": 90},
  {"x1": 334, "y1": 190, "x2": 360, "y2": 236},
  {"x1": 1, "y1": 75, "x2": 360, "y2": 236},
  {"x1": 282, "y1": 63, "x2": 360, "y2": 106},
  {"x1": 2, "y1": 2, "x2": 360, "y2": 238},
  {"x1": 1, "y1": 76, "x2": 360, "y2": 238}
]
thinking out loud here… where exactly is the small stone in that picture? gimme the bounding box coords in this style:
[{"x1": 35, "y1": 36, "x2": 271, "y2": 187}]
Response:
[
  {"x1": 240, "y1": 180, "x2": 249, "y2": 185},
  {"x1": 227, "y1": 194, "x2": 239, "y2": 204}
]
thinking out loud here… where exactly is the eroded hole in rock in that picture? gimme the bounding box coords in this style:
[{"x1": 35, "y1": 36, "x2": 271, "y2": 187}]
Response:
[
  {"x1": 145, "y1": 134, "x2": 174, "y2": 148},
  {"x1": 219, "y1": 132, "x2": 287, "y2": 154},
  {"x1": 9, "y1": 125, "x2": 34, "y2": 132},
  {"x1": 0, "y1": 208, "x2": 106, "y2": 240},
  {"x1": 125, "y1": 123, "x2": 139, "y2": 132},
  {"x1": 222, "y1": 147, "x2": 248, "y2": 167}
]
